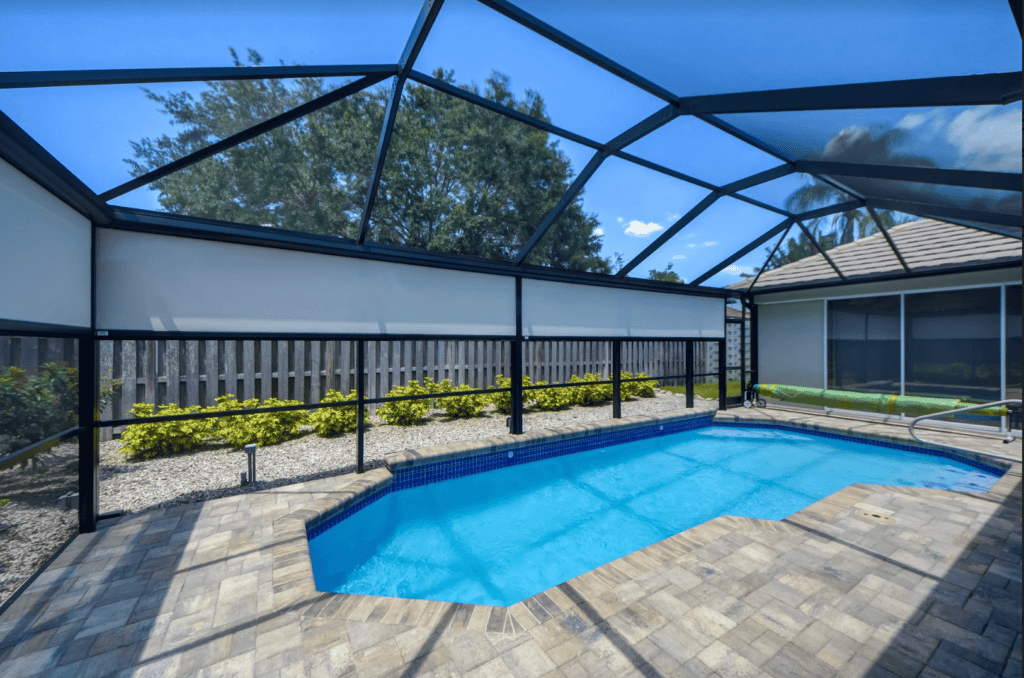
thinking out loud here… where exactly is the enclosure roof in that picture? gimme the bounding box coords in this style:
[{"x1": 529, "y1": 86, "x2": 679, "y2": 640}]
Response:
[
  {"x1": 0, "y1": 0, "x2": 1020, "y2": 299},
  {"x1": 728, "y1": 219, "x2": 1023, "y2": 292}
]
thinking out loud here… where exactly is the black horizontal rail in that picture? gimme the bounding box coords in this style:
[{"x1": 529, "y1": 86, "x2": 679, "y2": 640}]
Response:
[{"x1": 0, "y1": 426, "x2": 80, "y2": 472}]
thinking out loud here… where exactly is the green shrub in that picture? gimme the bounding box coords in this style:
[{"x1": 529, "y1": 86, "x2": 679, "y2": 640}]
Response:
[
  {"x1": 490, "y1": 374, "x2": 535, "y2": 414},
  {"x1": 376, "y1": 380, "x2": 431, "y2": 425},
  {"x1": 531, "y1": 381, "x2": 573, "y2": 411},
  {"x1": 567, "y1": 373, "x2": 612, "y2": 406},
  {"x1": 633, "y1": 372, "x2": 659, "y2": 397},
  {"x1": 308, "y1": 389, "x2": 365, "y2": 437},
  {"x1": 119, "y1": 402, "x2": 209, "y2": 460},
  {"x1": 440, "y1": 383, "x2": 487, "y2": 418},
  {"x1": 212, "y1": 395, "x2": 308, "y2": 449}
]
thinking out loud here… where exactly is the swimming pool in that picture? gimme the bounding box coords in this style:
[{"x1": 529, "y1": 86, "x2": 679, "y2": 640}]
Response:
[{"x1": 307, "y1": 422, "x2": 1004, "y2": 607}]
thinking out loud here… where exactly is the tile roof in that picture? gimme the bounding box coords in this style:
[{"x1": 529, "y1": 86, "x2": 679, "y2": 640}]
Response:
[{"x1": 728, "y1": 219, "x2": 1022, "y2": 292}]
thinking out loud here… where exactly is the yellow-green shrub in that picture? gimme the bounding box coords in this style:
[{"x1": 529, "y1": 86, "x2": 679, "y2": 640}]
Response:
[
  {"x1": 490, "y1": 374, "x2": 534, "y2": 414},
  {"x1": 119, "y1": 403, "x2": 209, "y2": 460},
  {"x1": 212, "y1": 394, "x2": 308, "y2": 449},
  {"x1": 376, "y1": 380, "x2": 431, "y2": 425},
  {"x1": 632, "y1": 372, "x2": 659, "y2": 397},
  {"x1": 440, "y1": 383, "x2": 487, "y2": 418},
  {"x1": 531, "y1": 382, "x2": 573, "y2": 411},
  {"x1": 308, "y1": 389, "x2": 365, "y2": 437}
]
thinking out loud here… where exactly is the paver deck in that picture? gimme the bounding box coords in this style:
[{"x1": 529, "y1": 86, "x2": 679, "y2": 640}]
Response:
[{"x1": 0, "y1": 406, "x2": 1020, "y2": 678}]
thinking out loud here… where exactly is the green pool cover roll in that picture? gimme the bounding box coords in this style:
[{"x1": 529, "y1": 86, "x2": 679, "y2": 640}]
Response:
[{"x1": 755, "y1": 384, "x2": 1007, "y2": 417}]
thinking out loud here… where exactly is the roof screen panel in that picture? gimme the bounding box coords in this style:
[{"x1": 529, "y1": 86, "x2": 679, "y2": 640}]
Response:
[
  {"x1": 523, "y1": 155, "x2": 711, "y2": 273},
  {"x1": 626, "y1": 196, "x2": 784, "y2": 285},
  {"x1": 834, "y1": 178, "x2": 1022, "y2": 220},
  {"x1": 699, "y1": 230, "x2": 790, "y2": 290},
  {"x1": 739, "y1": 174, "x2": 857, "y2": 212},
  {"x1": 623, "y1": 115, "x2": 783, "y2": 186},
  {"x1": 2, "y1": 0, "x2": 420, "y2": 70},
  {"x1": 108, "y1": 81, "x2": 392, "y2": 238},
  {"x1": 719, "y1": 101, "x2": 1023, "y2": 174},
  {"x1": 366, "y1": 82, "x2": 602, "y2": 266},
  {"x1": 512, "y1": 1, "x2": 1021, "y2": 98},
  {"x1": 413, "y1": 0, "x2": 666, "y2": 142},
  {"x1": 0, "y1": 76, "x2": 363, "y2": 196}
]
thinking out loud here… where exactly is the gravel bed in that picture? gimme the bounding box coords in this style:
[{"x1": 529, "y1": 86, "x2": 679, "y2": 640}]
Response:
[
  {"x1": 98, "y1": 391, "x2": 714, "y2": 515},
  {"x1": 0, "y1": 456, "x2": 78, "y2": 608}
]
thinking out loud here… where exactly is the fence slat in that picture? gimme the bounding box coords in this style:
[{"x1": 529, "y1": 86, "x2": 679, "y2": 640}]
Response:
[
  {"x1": 121, "y1": 341, "x2": 137, "y2": 417},
  {"x1": 99, "y1": 341, "x2": 113, "y2": 441},
  {"x1": 224, "y1": 340, "x2": 237, "y2": 399},
  {"x1": 310, "y1": 340, "x2": 321, "y2": 403},
  {"x1": 259, "y1": 340, "x2": 272, "y2": 400},
  {"x1": 203, "y1": 341, "x2": 218, "y2": 404},
  {"x1": 185, "y1": 341, "x2": 199, "y2": 406},
  {"x1": 143, "y1": 340, "x2": 157, "y2": 405},
  {"x1": 340, "y1": 341, "x2": 351, "y2": 394},
  {"x1": 165, "y1": 339, "x2": 179, "y2": 406}
]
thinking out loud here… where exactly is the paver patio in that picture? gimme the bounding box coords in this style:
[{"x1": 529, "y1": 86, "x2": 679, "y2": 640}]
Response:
[{"x1": 0, "y1": 407, "x2": 1020, "y2": 678}]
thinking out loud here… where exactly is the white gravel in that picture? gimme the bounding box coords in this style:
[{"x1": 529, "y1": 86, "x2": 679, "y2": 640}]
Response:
[
  {"x1": 0, "y1": 391, "x2": 714, "y2": 608},
  {"x1": 97, "y1": 391, "x2": 714, "y2": 515}
]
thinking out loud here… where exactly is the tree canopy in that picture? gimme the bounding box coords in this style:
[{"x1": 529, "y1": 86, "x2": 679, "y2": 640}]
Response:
[{"x1": 127, "y1": 49, "x2": 609, "y2": 272}]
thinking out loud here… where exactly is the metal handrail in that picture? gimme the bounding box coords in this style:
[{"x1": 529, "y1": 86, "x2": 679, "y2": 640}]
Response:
[{"x1": 908, "y1": 399, "x2": 1022, "y2": 463}]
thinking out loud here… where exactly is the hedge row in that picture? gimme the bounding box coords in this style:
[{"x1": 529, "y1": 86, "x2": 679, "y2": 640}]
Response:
[{"x1": 118, "y1": 372, "x2": 658, "y2": 460}]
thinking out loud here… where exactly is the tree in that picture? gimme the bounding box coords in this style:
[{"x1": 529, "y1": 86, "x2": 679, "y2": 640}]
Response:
[
  {"x1": 647, "y1": 263, "x2": 683, "y2": 283},
  {"x1": 127, "y1": 49, "x2": 609, "y2": 272}
]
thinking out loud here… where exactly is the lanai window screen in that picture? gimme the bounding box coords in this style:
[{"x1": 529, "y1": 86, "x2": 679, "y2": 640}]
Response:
[{"x1": 1, "y1": 0, "x2": 1020, "y2": 538}]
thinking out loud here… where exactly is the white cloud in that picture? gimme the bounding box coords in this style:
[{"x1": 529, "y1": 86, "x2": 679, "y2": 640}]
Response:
[
  {"x1": 704, "y1": 241, "x2": 717, "y2": 246},
  {"x1": 593, "y1": 228, "x2": 604, "y2": 236},
  {"x1": 724, "y1": 264, "x2": 756, "y2": 276},
  {"x1": 667, "y1": 213, "x2": 680, "y2": 222},
  {"x1": 617, "y1": 217, "x2": 623, "y2": 223},
  {"x1": 671, "y1": 254, "x2": 687, "y2": 260},
  {"x1": 946, "y1": 106, "x2": 1022, "y2": 172},
  {"x1": 687, "y1": 243, "x2": 697, "y2": 248},
  {"x1": 624, "y1": 220, "x2": 663, "y2": 237}
]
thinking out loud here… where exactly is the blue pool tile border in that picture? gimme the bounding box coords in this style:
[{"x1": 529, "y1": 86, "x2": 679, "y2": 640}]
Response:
[
  {"x1": 714, "y1": 420, "x2": 1007, "y2": 476},
  {"x1": 307, "y1": 413, "x2": 1007, "y2": 539}
]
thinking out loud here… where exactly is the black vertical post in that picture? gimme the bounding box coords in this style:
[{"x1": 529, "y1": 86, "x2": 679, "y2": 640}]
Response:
[
  {"x1": 740, "y1": 303, "x2": 747, "y2": 397},
  {"x1": 78, "y1": 334, "x2": 99, "y2": 533},
  {"x1": 685, "y1": 339, "x2": 694, "y2": 408},
  {"x1": 612, "y1": 340, "x2": 622, "y2": 419},
  {"x1": 749, "y1": 299, "x2": 758, "y2": 388},
  {"x1": 718, "y1": 339, "x2": 727, "y2": 410},
  {"x1": 510, "y1": 277, "x2": 523, "y2": 434},
  {"x1": 356, "y1": 340, "x2": 365, "y2": 473}
]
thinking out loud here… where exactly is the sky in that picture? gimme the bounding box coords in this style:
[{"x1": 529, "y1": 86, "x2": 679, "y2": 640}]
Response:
[{"x1": 1, "y1": 0, "x2": 1020, "y2": 288}]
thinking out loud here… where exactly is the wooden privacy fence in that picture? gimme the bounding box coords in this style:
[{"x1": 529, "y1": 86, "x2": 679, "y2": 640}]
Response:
[{"x1": 2, "y1": 336, "x2": 734, "y2": 440}]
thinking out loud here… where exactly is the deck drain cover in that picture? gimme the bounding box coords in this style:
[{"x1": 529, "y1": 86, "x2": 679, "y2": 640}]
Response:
[{"x1": 855, "y1": 509, "x2": 897, "y2": 525}]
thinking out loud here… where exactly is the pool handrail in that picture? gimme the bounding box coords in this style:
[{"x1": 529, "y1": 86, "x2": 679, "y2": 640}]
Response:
[{"x1": 908, "y1": 399, "x2": 1022, "y2": 464}]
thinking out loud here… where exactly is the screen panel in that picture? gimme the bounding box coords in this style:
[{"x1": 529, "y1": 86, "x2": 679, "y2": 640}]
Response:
[
  {"x1": 0, "y1": 157, "x2": 91, "y2": 328},
  {"x1": 95, "y1": 229, "x2": 516, "y2": 335},
  {"x1": 522, "y1": 279, "x2": 724, "y2": 338}
]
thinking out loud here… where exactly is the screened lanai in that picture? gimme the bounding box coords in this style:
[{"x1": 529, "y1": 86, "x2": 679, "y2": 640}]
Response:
[
  {"x1": 1, "y1": 0, "x2": 1021, "y2": 535},
  {"x1": 1, "y1": 5, "x2": 1023, "y2": 678}
]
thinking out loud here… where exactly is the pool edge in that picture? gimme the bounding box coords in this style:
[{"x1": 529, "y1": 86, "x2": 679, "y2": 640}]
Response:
[{"x1": 270, "y1": 407, "x2": 1021, "y2": 627}]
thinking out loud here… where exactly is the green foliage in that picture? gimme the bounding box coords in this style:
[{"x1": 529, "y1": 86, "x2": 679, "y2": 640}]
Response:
[
  {"x1": 130, "y1": 51, "x2": 609, "y2": 272},
  {"x1": 0, "y1": 364, "x2": 79, "y2": 446},
  {"x1": 308, "y1": 389, "x2": 365, "y2": 437},
  {"x1": 376, "y1": 380, "x2": 431, "y2": 426},
  {"x1": 567, "y1": 373, "x2": 612, "y2": 406},
  {"x1": 118, "y1": 403, "x2": 209, "y2": 460},
  {"x1": 647, "y1": 263, "x2": 683, "y2": 284},
  {"x1": 439, "y1": 383, "x2": 488, "y2": 418},
  {"x1": 490, "y1": 374, "x2": 535, "y2": 414},
  {"x1": 530, "y1": 382, "x2": 573, "y2": 411},
  {"x1": 632, "y1": 372, "x2": 659, "y2": 397},
  {"x1": 211, "y1": 395, "x2": 308, "y2": 449}
]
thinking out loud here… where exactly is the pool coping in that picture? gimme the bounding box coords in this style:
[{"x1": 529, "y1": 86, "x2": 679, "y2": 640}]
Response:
[{"x1": 270, "y1": 407, "x2": 1022, "y2": 631}]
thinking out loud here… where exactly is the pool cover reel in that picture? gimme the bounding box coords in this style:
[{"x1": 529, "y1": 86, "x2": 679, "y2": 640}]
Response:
[{"x1": 749, "y1": 384, "x2": 1008, "y2": 418}]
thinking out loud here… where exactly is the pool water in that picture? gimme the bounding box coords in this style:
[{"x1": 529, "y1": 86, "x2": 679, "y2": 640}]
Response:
[{"x1": 308, "y1": 426, "x2": 1001, "y2": 606}]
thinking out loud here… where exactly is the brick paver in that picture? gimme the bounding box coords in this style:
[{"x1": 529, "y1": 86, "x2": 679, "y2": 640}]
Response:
[{"x1": 0, "y1": 406, "x2": 1020, "y2": 678}]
